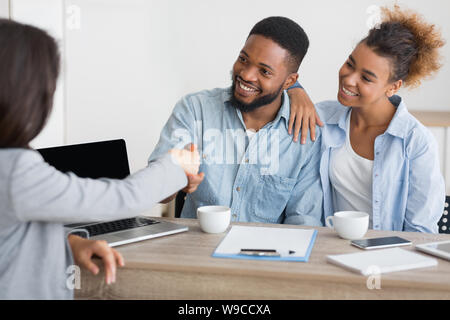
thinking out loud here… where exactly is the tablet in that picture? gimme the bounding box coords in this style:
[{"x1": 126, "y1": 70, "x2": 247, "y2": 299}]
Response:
[{"x1": 415, "y1": 240, "x2": 450, "y2": 261}]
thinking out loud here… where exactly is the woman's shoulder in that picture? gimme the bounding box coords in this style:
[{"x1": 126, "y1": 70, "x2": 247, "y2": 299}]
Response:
[
  {"x1": 0, "y1": 148, "x2": 45, "y2": 176},
  {"x1": 405, "y1": 120, "x2": 438, "y2": 157},
  {"x1": 392, "y1": 101, "x2": 439, "y2": 157},
  {"x1": 4, "y1": 148, "x2": 43, "y2": 162},
  {"x1": 315, "y1": 100, "x2": 348, "y2": 123}
]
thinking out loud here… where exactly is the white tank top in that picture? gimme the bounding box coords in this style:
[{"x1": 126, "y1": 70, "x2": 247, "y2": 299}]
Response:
[{"x1": 329, "y1": 110, "x2": 374, "y2": 227}]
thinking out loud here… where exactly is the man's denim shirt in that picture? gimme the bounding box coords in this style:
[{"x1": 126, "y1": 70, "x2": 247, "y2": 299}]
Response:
[
  {"x1": 316, "y1": 97, "x2": 445, "y2": 233},
  {"x1": 149, "y1": 88, "x2": 324, "y2": 226}
]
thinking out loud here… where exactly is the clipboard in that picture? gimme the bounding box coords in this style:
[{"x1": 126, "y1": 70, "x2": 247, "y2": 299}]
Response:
[{"x1": 212, "y1": 225, "x2": 317, "y2": 262}]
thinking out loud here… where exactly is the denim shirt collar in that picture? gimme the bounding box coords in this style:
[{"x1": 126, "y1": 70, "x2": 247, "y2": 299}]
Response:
[
  {"x1": 383, "y1": 97, "x2": 409, "y2": 139},
  {"x1": 328, "y1": 107, "x2": 349, "y2": 131},
  {"x1": 329, "y1": 95, "x2": 409, "y2": 140},
  {"x1": 272, "y1": 90, "x2": 291, "y2": 130},
  {"x1": 225, "y1": 89, "x2": 290, "y2": 131}
]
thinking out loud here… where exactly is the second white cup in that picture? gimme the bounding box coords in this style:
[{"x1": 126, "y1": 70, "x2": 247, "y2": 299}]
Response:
[
  {"x1": 325, "y1": 211, "x2": 369, "y2": 240},
  {"x1": 197, "y1": 206, "x2": 231, "y2": 233}
]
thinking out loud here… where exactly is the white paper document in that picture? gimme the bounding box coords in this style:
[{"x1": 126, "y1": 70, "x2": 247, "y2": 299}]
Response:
[
  {"x1": 327, "y1": 247, "x2": 438, "y2": 275},
  {"x1": 213, "y1": 225, "x2": 317, "y2": 262}
]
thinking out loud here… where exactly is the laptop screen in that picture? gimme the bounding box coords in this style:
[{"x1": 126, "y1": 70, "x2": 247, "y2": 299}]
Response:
[{"x1": 37, "y1": 139, "x2": 130, "y2": 179}]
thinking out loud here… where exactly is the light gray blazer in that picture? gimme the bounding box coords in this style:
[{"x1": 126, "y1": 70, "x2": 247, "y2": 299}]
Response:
[{"x1": 0, "y1": 149, "x2": 187, "y2": 299}]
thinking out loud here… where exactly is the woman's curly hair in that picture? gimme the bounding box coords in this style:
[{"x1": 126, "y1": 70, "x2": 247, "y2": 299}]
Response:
[{"x1": 362, "y1": 5, "x2": 445, "y2": 88}]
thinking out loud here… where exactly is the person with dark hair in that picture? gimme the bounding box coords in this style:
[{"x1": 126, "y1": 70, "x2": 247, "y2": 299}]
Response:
[
  {"x1": 250, "y1": 16, "x2": 309, "y2": 74},
  {"x1": 0, "y1": 18, "x2": 200, "y2": 299},
  {"x1": 244, "y1": 17, "x2": 322, "y2": 144},
  {"x1": 149, "y1": 16, "x2": 323, "y2": 225},
  {"x1": 291, "y1": 5, "x2": 446, "y2": 233}
]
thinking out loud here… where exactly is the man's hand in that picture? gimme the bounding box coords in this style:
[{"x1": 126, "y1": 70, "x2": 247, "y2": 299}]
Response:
[
  {"x1": 287, "y1": 88, "x2": 323, "y2": 144},
  {"x1": 68, "y1": 235, "x2": 124, "y2": 285},
  {"x1": 182, "y1": 144, "x2": 204, "y2": 193},
  {"x1": 162, "y1": 144, "x2": 204, "y2": 204},
  {"x1": 183, "y1": 172, "x2": 205, "y2": 193},
  {"x1": 168, "y1": 144, "x2": 200, "y2": 175}
]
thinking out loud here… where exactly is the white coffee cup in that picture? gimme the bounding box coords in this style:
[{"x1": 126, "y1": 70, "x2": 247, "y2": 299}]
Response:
[
  {"x1": 325, "y1": 211, "x2": 369, "y2": 240},
  {"x1": 197, "y1": 206, "x2": 231, "y2": 233}
]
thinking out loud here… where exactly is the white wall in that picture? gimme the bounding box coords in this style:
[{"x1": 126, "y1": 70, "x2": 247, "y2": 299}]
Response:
[
  {"x1": 0, "y1": 0, "x2": 9, "y2": 18},
  {"x1": 64, "y1": 0, "x2": 450, "y2": 173},
  {"x1": 6, "y1": 1, "x2": 450, "y2": 204},
  {"x1": 10, "y1": 0, "x2": 65, "y2": 149},
  {"x1": 65, "y1": 0, "x2": 175, "y2": 173},
  {"x1": 65, "y1": 0, "x2": 175, "y2": 215},
  {"x1": 166, "y1": 0, "x2": 450, "y2": 111}
]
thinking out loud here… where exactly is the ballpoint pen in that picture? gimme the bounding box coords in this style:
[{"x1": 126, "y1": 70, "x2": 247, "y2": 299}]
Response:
[{"x1": 239, "y1": 249, "x2": 297, "y2": 257}]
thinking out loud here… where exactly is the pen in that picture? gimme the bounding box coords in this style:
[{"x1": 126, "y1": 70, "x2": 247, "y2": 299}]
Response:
[
  {"x1": 239, "y1": 249, "x2": 297, "y2": 257},
  {"x1": 239, "y1": 249, "x2": 280, "y2": 257}
]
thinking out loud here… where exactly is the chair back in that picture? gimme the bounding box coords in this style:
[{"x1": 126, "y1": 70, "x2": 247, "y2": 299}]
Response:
[
  {"x1": 438, "y1": 196, "x2": 450, "y2": 234},
  {"x1": 175, "y1": 191, "x2": 187, "y2": 218}
]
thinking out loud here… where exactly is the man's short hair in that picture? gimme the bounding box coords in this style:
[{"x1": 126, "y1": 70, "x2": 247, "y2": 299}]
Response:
[{"x1": 248, "y1": 16, "x2": 309, "y2": 73}]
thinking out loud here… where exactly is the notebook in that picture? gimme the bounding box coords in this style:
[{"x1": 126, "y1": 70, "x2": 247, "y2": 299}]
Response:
[
  {"x1": 327, "y1": 247, "x2": 438, "y2": 276},
  {"x1": 212, "y1": 225, "x2": 317, "y2": 262}
]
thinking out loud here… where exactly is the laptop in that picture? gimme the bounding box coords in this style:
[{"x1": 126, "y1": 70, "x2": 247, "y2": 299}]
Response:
[{"x1": 37, "y1": 139, "x2": 188, "y2": 247}]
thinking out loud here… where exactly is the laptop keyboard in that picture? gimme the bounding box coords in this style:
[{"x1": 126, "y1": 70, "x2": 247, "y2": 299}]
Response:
[{"x1": 72, "y1": 217, "x2": 160, "y2": 238}]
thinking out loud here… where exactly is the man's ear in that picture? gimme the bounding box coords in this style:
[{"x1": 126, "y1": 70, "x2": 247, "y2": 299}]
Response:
[{"x1": 283, "y1": 73, "x2": 299, "y2": 90}]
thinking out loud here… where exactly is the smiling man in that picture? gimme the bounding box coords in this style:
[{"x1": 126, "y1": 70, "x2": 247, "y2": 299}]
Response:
[{"x1": 149, "y1": 17, "x2": 323, "y2": 226}]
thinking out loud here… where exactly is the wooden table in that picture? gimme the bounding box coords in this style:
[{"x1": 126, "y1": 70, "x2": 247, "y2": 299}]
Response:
[{"x1": 75, "y1": 218, "x2": 450, "y2": 300}]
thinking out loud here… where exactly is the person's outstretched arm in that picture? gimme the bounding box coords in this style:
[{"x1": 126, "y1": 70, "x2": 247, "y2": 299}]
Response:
[{"x1": 8, "y1": 149, "x2": 195, "y2": 224}]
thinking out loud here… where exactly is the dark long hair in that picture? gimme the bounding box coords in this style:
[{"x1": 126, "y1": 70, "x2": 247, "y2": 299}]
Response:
[{"x1": 0, "y1": 19, "x2": 60, "y2": 148}]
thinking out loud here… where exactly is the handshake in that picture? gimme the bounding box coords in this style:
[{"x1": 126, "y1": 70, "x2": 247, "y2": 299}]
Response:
[{"x1": 168, "y1": 143, "x2": 205, "y2": 194}]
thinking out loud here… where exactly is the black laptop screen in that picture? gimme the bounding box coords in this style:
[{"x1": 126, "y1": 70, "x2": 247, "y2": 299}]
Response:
[{"x1": 37, "y1": 139, "x2": 130, "y2": 179}]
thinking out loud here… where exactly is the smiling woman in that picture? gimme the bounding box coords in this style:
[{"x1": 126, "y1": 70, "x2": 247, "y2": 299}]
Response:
[{"x1": 314, "y1": 5, "x2": 446, "y2": 233}]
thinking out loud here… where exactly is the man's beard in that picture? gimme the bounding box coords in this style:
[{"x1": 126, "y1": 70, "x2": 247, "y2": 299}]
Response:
[{"x1": 229, "y1": 74, "x2": 284, "y2": 113}]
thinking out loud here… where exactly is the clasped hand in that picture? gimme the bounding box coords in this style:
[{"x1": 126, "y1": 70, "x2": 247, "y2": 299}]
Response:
[{"x1": 169, "y1": 143, "x2": 204, "y2": 194}]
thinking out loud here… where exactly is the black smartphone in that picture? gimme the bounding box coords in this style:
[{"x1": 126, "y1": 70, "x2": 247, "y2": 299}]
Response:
[{"x1": 351, "y1": 236, "x2": 412, "y2": 250}]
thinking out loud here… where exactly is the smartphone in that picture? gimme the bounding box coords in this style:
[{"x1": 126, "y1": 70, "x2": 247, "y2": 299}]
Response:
[{"x1": 351, "y1": 236, "x2": 412, "y2": 250}]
